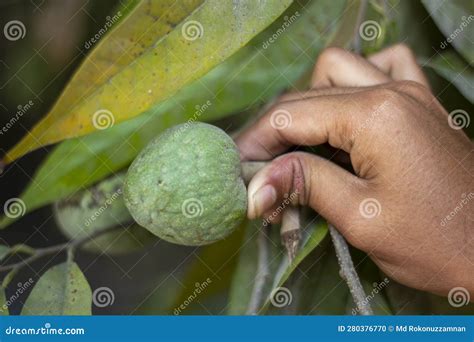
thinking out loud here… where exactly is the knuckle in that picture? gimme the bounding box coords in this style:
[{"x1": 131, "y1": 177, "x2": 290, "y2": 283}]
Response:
[
  {"x1": 317, "y1": 47, "x2": 347, "y2": 66},
  {"x1": 365, "y1": 87, "x2": 398, "y2": 105},
  {"x1": 366, "y1": 87, "x2": 404, "y2": 113},
  {"x1": 391, "y1": 43, "x2": 416, "y2": 60},
  {"x1": 394, "y1": 80, "x2": 432, "y2": 101},
  {"x1": 359, "y1": 88, "x2": 408, "y2": 130}
]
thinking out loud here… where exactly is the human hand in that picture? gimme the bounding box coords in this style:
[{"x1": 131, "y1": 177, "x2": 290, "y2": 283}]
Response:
[{"x1": 236, "y1": 44, "x2": 473, "y2": 298}]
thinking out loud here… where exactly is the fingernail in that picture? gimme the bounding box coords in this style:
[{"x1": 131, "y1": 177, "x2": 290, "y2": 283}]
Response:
[{"x1": 249, "y1": 184, "x2": 277, "y2": 219}]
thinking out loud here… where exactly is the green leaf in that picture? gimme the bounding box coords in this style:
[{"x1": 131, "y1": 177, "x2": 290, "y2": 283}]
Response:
[
  {"x1": 227, "y1": 220, "x2": 283, "y2": 315},
  {"x1": 135, "y1": 220, "x2": 247, "y2": 315},
  {"x1": 421, "y1": 50, "x2": 474, "y2": 103},
  {"x1": 385, "y1": 280, "x2": 431, "y2": 315},
  {"x1": 169, "y1": 221, "x2": 246, "y2": 314},
  {"x1": 227, "y1": 216, "x2": 328, "y2": 314},
  {"x1": 4, "y1": 0, "x2": 292, "y2": 163},
  {"x1": 388, "y1": 0, "x2": 440, "y2": 57},
  {"x1": 0, "y1": 245, "x2": 10, "y2": 261},
  {"x1": 21, "y1": 261, "x2": 92, "y2": 315},
  {"x1": 0, "y1": 0, "x2": 347, "y2": 229},
  {"x1": 259, "y1": 219, "x2": 328, "y2": 313},
  {"x1": 137, "y1": 273, "x2": 186, "y2": 315},
  {"x1": 421, "y1": 0, "x2": 474, "y2": 64},
  {"x1": 296, "y1": 246, "x2": 350, "y2": 314}
]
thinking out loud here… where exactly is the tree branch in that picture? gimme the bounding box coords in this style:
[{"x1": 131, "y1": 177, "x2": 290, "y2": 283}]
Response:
[
  {"x1": 328, "y1": 224, "x2": 373, "y2": 315},
  {"x1": 0, "y1": 225, "x2": 120, "y2": 273},
  {"x1": 246, "y1": 221, "x2": 270, "y2": 315}
]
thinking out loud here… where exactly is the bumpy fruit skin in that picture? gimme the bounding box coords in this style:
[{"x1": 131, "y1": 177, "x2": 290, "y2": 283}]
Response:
[
  {"x1": 124, "y1": 122, "x2": 247, "y2": 246},
  {"x1": 54, "y1": 172, "x2": 154, "y2": 254}
]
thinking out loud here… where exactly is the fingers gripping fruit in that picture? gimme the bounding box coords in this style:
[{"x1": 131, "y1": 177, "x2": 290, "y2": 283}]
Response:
[{"x1": 124, "y1": 122, "x2": 247, "y2": 246}]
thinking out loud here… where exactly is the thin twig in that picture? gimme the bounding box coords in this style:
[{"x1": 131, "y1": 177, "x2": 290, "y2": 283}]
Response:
[
  {"x1": 241, "y1": 161, "x2": 268, "y2": 185},
  {"x1": 0, "y1": 225, "x2": 120, "y2": 273},
  {"x1": 7, "y1": 244, "x2": 36, "y2": 256},
  {"x1": 246, "y1": 221, "x2": 270, "y2": 315},
  {"x1": 281, "y1": 207, "x2": 301, "y2": 263},
  {"x1": 1, "y1": 268, "x2": 18, "y2": 288},
  {"x1": 328, "y1": 224, "x2": 373, "y2": 315},
  {"x1": 241, "y1": 162, "x2": 302, "y2": 263}
]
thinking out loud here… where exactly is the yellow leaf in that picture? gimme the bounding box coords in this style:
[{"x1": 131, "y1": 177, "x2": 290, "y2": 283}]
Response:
[{"x1": 3, "y1": 0, "x2": 292, "y2": 164}]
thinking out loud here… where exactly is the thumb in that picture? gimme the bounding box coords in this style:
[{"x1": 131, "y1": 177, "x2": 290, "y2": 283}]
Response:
[{"x1": 247, "y1": 152, "x2": 365, "y2": 232}]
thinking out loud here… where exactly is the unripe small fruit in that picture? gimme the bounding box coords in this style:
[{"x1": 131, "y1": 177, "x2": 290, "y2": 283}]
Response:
[
  {"x1": 124, "y1": 122, "x2": 247, "y2": 246},
  {"x1": 54, "y1": 172, "x2": 154, "y2": 254}
]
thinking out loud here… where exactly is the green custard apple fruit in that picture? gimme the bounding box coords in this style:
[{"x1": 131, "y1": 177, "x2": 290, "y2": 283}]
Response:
[
  {"x1": 54, "y1": 172, "x2": 155, "y2": 254},
  {"x1": 124, "y1": 122, "x2": 247, "y2": 246}
]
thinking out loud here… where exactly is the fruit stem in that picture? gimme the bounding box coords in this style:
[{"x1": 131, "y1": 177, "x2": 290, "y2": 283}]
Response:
[{"x1": 240, "y1": 161, "x2": 268, "y2": 184}]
